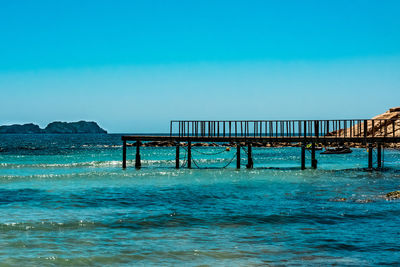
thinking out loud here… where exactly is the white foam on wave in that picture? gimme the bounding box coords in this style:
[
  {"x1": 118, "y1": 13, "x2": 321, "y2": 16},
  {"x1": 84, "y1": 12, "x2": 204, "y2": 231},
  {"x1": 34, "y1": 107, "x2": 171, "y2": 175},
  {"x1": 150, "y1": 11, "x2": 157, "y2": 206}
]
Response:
[{"x1": 0, "y1": 160, "x2": 124, "y2": 169}]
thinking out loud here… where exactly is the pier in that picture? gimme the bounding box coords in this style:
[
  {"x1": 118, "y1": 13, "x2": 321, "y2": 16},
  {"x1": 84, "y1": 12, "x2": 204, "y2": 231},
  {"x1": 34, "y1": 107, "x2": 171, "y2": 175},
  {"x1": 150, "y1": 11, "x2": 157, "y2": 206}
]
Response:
[{"x1": 122, "y1": 119, "x2": 400, "y2": 170}]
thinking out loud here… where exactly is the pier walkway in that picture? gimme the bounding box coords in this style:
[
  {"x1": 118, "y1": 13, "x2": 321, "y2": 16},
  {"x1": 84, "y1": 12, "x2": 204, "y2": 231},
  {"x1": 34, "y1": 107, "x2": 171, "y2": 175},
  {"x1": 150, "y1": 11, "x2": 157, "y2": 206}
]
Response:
[{"x1": 122, "y1": 119, "x2": 400, "y2": 170}]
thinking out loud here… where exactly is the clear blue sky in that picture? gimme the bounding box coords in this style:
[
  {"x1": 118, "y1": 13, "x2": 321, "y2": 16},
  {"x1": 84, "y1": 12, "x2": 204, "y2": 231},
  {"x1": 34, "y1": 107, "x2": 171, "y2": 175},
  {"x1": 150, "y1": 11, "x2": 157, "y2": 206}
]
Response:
[{"x1": 1, "y1": 0, "x2": 399, "y2": 133}]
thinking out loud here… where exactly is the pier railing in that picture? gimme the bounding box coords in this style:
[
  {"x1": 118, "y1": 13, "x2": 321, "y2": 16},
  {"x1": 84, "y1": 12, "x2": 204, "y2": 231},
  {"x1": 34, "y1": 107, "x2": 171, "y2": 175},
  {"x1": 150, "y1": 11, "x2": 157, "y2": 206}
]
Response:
[{"x1": 170, "y1": 119, "x2": 398, "y2": 139}]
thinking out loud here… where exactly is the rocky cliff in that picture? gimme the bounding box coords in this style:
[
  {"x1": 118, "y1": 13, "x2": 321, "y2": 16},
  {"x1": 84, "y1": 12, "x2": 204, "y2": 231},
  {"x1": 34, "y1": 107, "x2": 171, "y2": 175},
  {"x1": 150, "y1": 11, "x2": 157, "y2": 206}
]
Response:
[
  {"x1": 369, "y1": 107, "x2": 400, "y2": 137},
  {"x1": 330, "y1": 107, "x2": 400, "y2": 138},
  {"x1": 44, "y1": 121, "x2": 107, "y2": 134},
  {"x1": 0, "y1": 123, "x2": 43, "y2": 134},
  {"x1": 0, "y1": 121, "x2": 107, "y2": 134}
]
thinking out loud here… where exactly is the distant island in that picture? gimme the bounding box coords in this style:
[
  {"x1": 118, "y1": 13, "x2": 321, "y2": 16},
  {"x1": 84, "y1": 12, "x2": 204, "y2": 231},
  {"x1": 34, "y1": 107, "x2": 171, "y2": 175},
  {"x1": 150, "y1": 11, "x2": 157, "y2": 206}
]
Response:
[{"x1": 0, "y1": 121, "x2": 107, "y2": 134}]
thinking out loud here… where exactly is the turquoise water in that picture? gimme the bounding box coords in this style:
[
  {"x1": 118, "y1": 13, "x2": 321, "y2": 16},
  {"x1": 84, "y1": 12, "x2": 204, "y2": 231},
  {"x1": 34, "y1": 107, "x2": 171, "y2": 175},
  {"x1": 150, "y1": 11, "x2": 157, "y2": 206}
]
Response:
[{"x1": 1, "y1": 134, "x2": 400, "y2": 266}]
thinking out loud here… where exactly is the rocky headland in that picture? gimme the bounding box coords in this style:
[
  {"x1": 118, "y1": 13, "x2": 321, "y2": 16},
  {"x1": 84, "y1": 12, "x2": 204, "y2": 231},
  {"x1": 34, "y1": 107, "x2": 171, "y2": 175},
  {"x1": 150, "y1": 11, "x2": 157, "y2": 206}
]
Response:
[
  {"x1": 327, "y1": 107, "x2": 400, "y2": 148},
  {"x1": 44, "y1": 121, "x2": 107, "y2": 134},
  {"x1": 329, "y1": 107, "x2": 400, "y2": 138},
  {"x1": 0, "y1": 121, "x2": 107, "y2": 134},
  {"x1": 0, "y1": 123, "x2": 43, "y2": 134}
]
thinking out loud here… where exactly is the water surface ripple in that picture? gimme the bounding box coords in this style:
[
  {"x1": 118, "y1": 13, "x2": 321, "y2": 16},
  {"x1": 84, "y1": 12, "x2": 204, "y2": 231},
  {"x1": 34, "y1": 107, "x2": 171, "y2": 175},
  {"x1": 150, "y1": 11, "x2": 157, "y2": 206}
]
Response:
[{"x1": 1, "y1": 134, "x2": 400, "y2": 266}]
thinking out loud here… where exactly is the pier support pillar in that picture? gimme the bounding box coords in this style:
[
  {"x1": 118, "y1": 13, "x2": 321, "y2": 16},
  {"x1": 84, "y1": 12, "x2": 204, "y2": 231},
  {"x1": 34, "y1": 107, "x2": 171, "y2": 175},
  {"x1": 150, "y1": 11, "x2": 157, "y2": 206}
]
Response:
[
  {"x1": 236, "y1": 144, "x2": 240, "y2": 169},
  {"x1": 301, "y1": 143, "x2": 306, "y2": 170},
  {"x1": 135, "y1": 141, "x2": 141, "y2": 169},
  {"x1": 246, "y1": 143, "x2": 253, "y2": 169},
  {"x1": 311, "y1": 142, "x2": 317, "y2": 169},
  {"x1": 368, "y1": 143, "x2": 373, "y2": 170},
  {"x1": 188, "y1": 141, "x2": 192, "y2": 169},
  {"x1": 377, "y1": 143, "x2": 382, "y2": 170},
  {"x1": 122, "y1": 140, "x2": 127, "y2": 169},
  {"x1": 176, "y1": 143, "x2": 180, "y2": 169}
]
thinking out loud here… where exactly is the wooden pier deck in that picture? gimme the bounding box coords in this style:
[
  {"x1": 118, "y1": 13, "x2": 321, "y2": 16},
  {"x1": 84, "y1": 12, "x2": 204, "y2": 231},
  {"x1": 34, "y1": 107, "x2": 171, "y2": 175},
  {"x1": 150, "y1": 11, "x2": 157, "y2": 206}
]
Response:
[{"x1": 122, "y1": 119, "x2": 400, "y2": 170}]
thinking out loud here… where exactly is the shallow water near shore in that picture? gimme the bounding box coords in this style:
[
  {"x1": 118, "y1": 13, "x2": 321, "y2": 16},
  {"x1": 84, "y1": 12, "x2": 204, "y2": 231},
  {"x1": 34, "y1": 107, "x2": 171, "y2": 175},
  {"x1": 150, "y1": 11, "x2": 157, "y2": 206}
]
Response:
[{"x1": 1, "y1": 134, "x2": 400, "y2": 266}]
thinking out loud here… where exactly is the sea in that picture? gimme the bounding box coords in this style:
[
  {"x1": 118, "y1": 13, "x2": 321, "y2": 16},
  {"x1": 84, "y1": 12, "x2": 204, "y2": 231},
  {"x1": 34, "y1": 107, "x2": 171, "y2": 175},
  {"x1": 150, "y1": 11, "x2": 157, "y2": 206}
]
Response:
[{"x1": 1, "y1": 134, "x2": 400, "y2": 266}]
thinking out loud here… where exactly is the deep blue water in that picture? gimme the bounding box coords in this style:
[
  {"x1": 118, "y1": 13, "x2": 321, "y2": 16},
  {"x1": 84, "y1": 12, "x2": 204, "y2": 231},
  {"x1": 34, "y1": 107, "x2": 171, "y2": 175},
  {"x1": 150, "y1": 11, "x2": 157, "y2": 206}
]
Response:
[{"x1": 1, "y1": 134, "x2": 400, "y2": 266}]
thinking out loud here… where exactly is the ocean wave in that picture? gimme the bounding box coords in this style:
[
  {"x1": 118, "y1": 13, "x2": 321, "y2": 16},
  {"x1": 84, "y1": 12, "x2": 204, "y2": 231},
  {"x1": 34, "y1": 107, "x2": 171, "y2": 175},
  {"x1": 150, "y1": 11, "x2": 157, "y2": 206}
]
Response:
[
  {"x1": 0, "y1": 220, "x2": 103, "y2": 231},
  {"x1": 0, "y1": 168, "x2": 185, "y2": 179},
  {"x1": 0, "y1": 157, "x2": 238, "y2": 169},
  {"x1": 0, "y1": 144, "x2": 123, "y2": 155},
  {"x1": 0, "y1": 161, "x2": 122, "y2": 168}
]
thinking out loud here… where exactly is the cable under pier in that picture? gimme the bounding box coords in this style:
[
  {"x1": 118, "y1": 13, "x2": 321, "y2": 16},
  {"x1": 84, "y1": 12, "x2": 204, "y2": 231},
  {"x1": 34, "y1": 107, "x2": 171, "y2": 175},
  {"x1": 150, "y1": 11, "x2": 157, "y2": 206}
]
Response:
[{"x1": 122, "y1": 119, "x2": 400, "y2": 170}]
